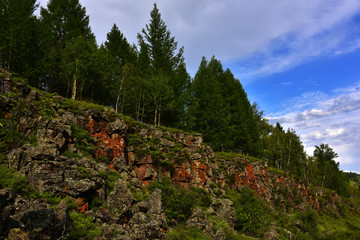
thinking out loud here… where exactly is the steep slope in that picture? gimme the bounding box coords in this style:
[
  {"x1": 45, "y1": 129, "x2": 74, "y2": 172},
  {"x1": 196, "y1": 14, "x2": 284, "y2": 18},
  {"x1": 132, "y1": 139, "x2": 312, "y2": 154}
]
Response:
[{"x1": 1, "y1": 69, "x2": 360, "y2": 239}]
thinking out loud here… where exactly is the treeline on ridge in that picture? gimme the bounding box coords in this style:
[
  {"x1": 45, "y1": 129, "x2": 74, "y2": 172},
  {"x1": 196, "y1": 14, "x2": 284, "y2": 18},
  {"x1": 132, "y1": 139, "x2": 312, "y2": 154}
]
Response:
[{"x1": 0, "y1": 0, "x2": 357, "y2": 198}]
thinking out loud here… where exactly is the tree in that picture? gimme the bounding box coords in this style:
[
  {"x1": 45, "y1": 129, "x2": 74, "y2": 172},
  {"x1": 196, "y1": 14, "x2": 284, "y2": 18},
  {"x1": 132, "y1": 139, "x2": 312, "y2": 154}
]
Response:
[
  {"x1": 61, "y1": 35, "x2": 97, "y2": 100},
  {"x1": 187, "y1": 56, "x2": 260, "y2": 154},
  {"x1": 146, "y1": 74, "x2": 174, "y2": 126},
  {"x1": 0, "y1": 0, "x2": 40, "y2": 82},
  {"x1": 105, "y1": 24, "x2": 136, "y2": 67},
  {"x1": 314, "y1": 143, "x2": 339, "y2": 187},
  {"x1": 313, "y1": 143, "x2": 349, "y2": 196},
  {"x1": 40, "y1": 0, "x2": 92, "y2": 94},
  {"x1": 137, "y1": 3, "x2": 189, "y2": 126},
  {"x1": 137, "y1": 3, "x2": 184, "y2": 75},
  {"x1": 104, "y1": 24, "x2": 137, "y2": 113}
]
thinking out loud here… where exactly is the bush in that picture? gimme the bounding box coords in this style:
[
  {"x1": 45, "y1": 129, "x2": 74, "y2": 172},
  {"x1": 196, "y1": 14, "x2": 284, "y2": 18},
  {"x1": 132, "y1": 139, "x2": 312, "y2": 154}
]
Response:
[
  {"x1": 68, "y1": 212, "x2": 102, "y2": 239},
  {"x1": 70, "y1": 122, "x2": 95, "y2": 156},
  {"x1": 226, "y1": 187, "x2": 266, "y2": 234},
  {"x1": 148, "y1": 179, "x2": 212, "y2": 224},
  {"x1": 105, "y1": 171, "x2": 121, "y2": 196},
  {"x1": 0, "y1": 164, "x2": 38, "y2": 198},
  {"x1": 61, "y1": 150, "x2": 81, "y2": 159}
]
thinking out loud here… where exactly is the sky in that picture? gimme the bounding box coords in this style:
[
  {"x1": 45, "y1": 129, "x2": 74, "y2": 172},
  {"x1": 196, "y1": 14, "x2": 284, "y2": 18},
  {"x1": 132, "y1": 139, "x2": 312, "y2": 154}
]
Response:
[{"x1": 36, "y1": 0, "x2": 360, "y2": 172}]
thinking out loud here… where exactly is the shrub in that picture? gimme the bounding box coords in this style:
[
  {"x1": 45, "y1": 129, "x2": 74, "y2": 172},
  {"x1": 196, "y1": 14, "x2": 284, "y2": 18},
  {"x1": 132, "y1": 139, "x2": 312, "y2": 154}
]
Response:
[
  {"x1": 68, "y1": 212, "x2": 102, "y2": 239},
  {"x1": 105, "y1": 171, "x2": 121, "y2": 196},
  {"x1": 70, "y1": 122, "x2": 95, "y2": 156},
  {"x1": 61, "y1": 150, "x2": 81, "y2": 159},
  {"x1": 0, "y1": 164, "x2": 38, "y2": 198},
  {"x1": 77, "y1": 166, "x2": 91, "y2": 179},
  {"x1": 128, "y1": 134, "x2": 142, "y2": 146},
  {"x1": 148, "y1": 179, "x2": 212, "y2": 224},
  {"x1": 226, "y1": 187, "x2": 266, "y2": 234}
]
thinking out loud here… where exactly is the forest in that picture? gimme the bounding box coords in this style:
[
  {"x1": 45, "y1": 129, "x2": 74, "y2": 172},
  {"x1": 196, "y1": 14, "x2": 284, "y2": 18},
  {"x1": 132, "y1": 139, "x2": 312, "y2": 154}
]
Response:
[{"x1": 1, "y1": 0, "x2": 359, "y2": 199}]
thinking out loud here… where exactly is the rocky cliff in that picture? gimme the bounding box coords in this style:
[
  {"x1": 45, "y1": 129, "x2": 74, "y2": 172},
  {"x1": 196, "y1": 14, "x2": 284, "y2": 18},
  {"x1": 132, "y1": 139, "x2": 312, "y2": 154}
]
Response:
[{"x1": 0, "y1": 70, "x2": 346, "y2": 239}]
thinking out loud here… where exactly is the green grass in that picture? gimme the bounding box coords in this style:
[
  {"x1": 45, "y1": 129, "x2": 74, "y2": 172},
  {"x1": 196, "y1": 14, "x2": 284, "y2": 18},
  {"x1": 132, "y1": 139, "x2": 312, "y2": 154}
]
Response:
[
  {"x1": 61, "y1": 150, "x2": 81, "y2": 159},
  {"x1": 62, "y1": 98, "x2": 107, "y2": 114},
  {"x1": 215, "y1": 152, "x2": 262, "y2": 163},
  {"x1": 318, "y1": 211, "x2": 360, "y2": 238},
  {"x1": 168, "y1": 225, "x2": 211, "y2": 240},
  {"x1": 268, "y1": 167, "x2": 287, "y2": 176}
]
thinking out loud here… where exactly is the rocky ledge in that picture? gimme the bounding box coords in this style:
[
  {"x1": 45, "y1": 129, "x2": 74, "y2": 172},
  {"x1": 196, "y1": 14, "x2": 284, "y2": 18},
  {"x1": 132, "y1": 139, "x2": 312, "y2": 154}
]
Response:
[{"x1": 0, "y1": 70, "x2": 344, "y2": 239}]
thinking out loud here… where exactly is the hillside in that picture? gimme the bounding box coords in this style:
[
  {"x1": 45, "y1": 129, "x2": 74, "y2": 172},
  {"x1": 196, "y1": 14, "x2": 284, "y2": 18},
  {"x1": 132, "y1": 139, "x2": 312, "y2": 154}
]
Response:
[{"x1": 1, "y1": 70, "x2": 360, "y2": 239}]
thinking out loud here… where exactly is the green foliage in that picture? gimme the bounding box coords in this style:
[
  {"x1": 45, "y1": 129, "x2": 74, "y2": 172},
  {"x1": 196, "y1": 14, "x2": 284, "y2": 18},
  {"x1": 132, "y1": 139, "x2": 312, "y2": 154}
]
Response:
[
  {"x1": 160, "y1": 159, "x2": 175, "y2": 172},
  {"x1": 148, "y1": 179, "x2": 212, "y2": 224},
  {"x1": 215, "y1": 152, "x2": 261, "y2": 164},
  {"x1": 70, "y1": 122, "x2": 95, "y2": 157},
  {"x1": 61, "y1": 150, "x2": 81, "y2": 159},
  {"x1": 318, "y1": 211, "x2": 360, "y2": 239},
  {"x1": 186, "y1": 56, "x2": 260, "y2": 156},
  {"x1": 77, "y1": 166, "x2": 91, "y2": 179},
  {"x1": 68, "y1": 212, "x2": 102, "y2": 239},
  {"x1": 40, "y1": 192, "x2": 76, "y2": 210},
  {"x1": 226, "y1": 187, "x2": 266, "y2": 234},
  {"x1": 105, "y1": 171, "x2": 121, "y2": 196},
  {"x1": 0, "y1": 164, "x2": 38, "y2": 198},
  {"x1": 294, "y1": 209, "x2": 320, "y2": 238},
  {"x1": 128, "y1": 133, "x2": 142, "y2": 146},
  {"x1": 168, "y1": 225, "x2": 211, "y2": 240}
]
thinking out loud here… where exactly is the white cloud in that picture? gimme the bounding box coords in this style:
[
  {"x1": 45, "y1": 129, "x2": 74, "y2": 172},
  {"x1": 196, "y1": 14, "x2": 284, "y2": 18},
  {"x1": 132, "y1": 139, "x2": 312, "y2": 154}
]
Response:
[
  {"x1": 36, "y1": 0, "x2": 360, "y2": 77},
  {"x1": 269, "y1": 82, "x2": 360, "y2": 169}
]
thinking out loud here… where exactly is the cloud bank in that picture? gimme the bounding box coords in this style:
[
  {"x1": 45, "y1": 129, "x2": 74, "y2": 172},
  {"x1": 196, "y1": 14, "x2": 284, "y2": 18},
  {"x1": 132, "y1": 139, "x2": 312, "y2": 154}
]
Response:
[
  {"x1": 269, "y1": 82, "x2": 360, "y2": 169},
  {"x1": 36, "y1": 0, "x2": 360, "y2": 77}
]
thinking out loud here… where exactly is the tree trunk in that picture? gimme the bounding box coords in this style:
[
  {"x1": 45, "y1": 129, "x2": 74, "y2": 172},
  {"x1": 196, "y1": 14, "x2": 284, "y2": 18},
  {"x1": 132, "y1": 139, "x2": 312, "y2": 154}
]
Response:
[
  {"x1": 71, "y1": 58, "x2": 78, "y2": 100},
  {"x1": 158, "y1": 101, "x2": 161, "y2": 126},
  {"x1": 115, "y1": 76, "x2": 125, "y2": 113},
  {"x1": 154, "y1": 105, "x2": 158, "y2": 126}
]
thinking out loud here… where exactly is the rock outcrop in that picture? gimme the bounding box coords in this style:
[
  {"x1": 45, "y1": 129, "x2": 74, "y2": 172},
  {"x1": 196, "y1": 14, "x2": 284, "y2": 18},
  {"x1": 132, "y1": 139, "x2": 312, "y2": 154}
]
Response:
[{"x1": 0, "y1": 71, "x2": 344, "y2": 239}]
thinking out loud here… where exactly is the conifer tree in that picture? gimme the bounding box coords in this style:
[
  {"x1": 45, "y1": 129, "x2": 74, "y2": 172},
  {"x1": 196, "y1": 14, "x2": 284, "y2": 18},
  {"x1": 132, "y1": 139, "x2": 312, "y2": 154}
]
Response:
[
  {"x1": 137, "y1": 3, "x2": 189, "y2": 126},
  {"x1": 0, "y1": 0, "x2": 40, "y2": 81},
  {"x1": 104, "y1": 24, "x2": 137, "y2": 113},
  {"x1": 40, "y1": 0, "x2": 92, "y2": 95}
]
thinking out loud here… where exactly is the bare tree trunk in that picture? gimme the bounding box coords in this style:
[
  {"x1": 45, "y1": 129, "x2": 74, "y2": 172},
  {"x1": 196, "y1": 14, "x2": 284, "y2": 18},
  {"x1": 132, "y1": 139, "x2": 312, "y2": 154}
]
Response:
[
  {"x1": 7, "y1": 31, "x2": 13, "y2": 71},
  {"x1": 115, "y1": 92, "x2": 120, "y2": 113},
  {"x1": 115, "y1": 76, "x2": 125, "y2": 113},
  {"x1": 136, "y1": 87, "x2": 143, "y2": 121},
  {"x1": 287, "y1": 140, "x2": 292, "y2": 171},
  {"x1": 71, "y1": 58, "x2": 78, "y2": 100},
  {"x1": 158, "y1": 101, "x2": 161, "y2": 126},
  {"x1": 79, "y1": 82, "x2": 84, "y2": 100},
  {"x1": 154, "y1": 105, "x2": 158, "y2": 126}
]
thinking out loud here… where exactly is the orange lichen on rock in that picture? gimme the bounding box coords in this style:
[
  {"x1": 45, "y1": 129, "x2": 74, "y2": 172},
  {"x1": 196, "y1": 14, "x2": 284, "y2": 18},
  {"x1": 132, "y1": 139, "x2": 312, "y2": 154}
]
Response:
[
  {"x1": 75, "y1": 197, "x2": 88, "y2": 213},
  {"x1": 173, "y1": 163, "x2": 191, "y2": 183},
  {"x1": 85, "y1": 115, "x2": 126, "y2": 165},
  {"x1": 134, "y1": 164, "x2": 149, "y2": 181}
]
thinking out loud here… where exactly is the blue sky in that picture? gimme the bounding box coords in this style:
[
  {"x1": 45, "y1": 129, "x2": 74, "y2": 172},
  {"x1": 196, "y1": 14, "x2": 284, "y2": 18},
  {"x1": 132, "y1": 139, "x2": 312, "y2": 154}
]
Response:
[{"x1": 37, "y1": 0, "x2": 360, "y2": 172}]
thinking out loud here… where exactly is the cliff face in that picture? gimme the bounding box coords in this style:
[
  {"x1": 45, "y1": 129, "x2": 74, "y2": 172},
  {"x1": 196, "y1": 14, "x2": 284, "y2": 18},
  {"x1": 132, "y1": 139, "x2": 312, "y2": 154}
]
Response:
[{"x1": 0, "y1": 70, "x2": 344, "y2": 239}]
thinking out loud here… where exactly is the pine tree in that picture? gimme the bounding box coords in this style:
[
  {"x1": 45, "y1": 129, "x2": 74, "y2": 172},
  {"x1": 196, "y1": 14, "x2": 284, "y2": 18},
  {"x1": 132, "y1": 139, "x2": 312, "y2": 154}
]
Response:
[
  {"x1": 104, "y1": 24, "x2": 137, "y2": 113},
  {"x1": 137, "y1": 3, "x2": 189, "y2": 126},
  {"x1": 40, "y1": 0, "x2": 92, "y2": 94},
  {"x1": 0, "y1": 0, "x2": 40, "y2": 81}
]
